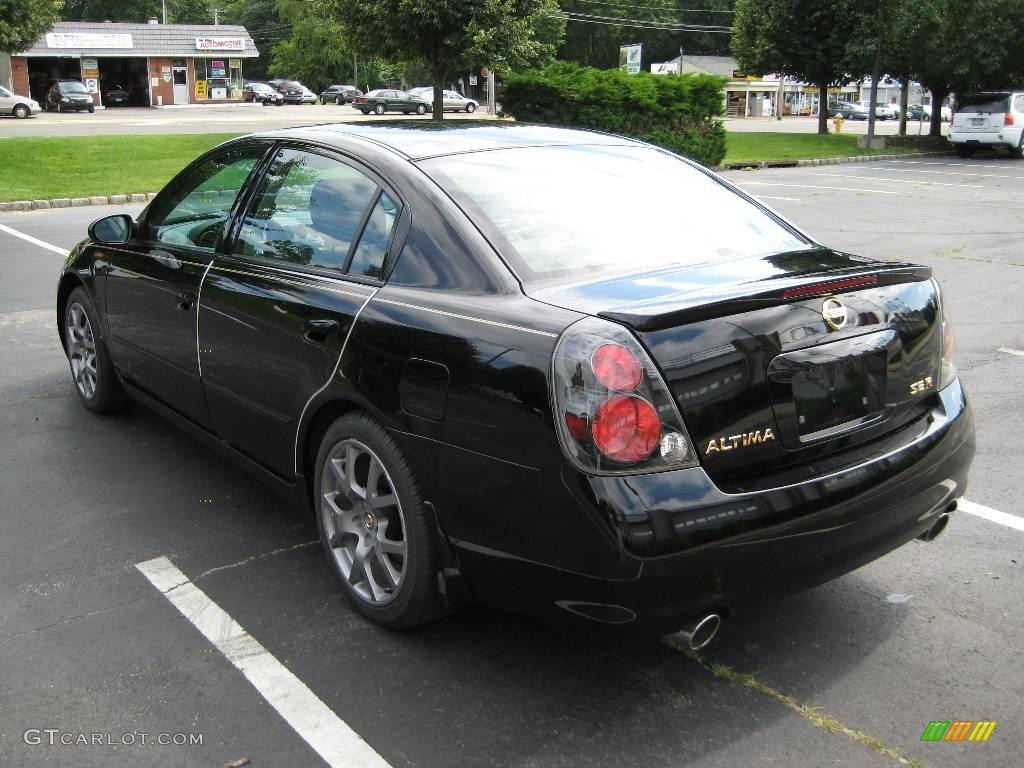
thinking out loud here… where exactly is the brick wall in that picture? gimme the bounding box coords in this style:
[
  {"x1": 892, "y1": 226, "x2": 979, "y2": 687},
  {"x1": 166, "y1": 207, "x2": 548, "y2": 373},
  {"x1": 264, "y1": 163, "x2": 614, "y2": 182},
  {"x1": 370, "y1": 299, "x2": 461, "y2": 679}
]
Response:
[
  {"x1": 11, "y1": 57, "x2": 30, "y2": 97},
  {"x1": 148, "y1": 57, "x2": 174, "y2": 106}
]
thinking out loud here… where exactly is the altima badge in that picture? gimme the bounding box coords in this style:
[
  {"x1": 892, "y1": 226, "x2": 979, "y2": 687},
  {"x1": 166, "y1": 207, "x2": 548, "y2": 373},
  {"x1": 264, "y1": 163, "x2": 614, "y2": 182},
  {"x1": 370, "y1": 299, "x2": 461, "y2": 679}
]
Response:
[
  {"x1": 822, "y1": 297, "x2": 848, "y2": 331},
  {"x1": 705, "y1": 429, "x2": 775, "y2": 455}
]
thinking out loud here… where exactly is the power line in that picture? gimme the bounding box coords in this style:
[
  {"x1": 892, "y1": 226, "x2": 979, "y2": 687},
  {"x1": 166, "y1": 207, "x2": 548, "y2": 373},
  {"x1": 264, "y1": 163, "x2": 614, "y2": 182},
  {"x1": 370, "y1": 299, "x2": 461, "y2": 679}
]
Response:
[
  {"x1": 571, "y1": 0, "x2": 734, "y2": 14},
  {"x1": 560, "y1": 11, "x2": 732, "y2": 32}
]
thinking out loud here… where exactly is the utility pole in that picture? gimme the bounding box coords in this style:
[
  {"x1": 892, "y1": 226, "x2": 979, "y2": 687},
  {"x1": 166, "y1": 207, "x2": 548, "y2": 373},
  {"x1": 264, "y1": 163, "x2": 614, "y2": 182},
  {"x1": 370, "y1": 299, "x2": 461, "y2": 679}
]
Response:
[
  {"x1": 161, "y1": 0, "x2": 166, "y2": 24},
  {"x1": 210, "y1": 7, "x2": 224, "y2": 25},
  {"x1": 353, "y1": 53, "x2": 358, "y2": 92},
  {"x1": 866, "y1": 0, "x2": 884, "y2": 142}
]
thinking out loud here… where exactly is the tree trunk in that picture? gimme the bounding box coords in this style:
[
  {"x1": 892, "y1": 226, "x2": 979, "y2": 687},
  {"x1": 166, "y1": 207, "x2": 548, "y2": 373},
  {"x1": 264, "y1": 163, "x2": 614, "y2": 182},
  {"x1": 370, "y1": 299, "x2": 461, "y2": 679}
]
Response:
[
  {"x1": 898, "y1": 78, "x2": 909, "y2": 136},
  {"x1": 818, "y1": 83, "x2": 829, "y2": 134},
  {"x1": 928, "y1": 86, "x2": 947, "y2": 137},
  {"x1": 431, "y1": 63, "x2": 445, "y2": 121}
]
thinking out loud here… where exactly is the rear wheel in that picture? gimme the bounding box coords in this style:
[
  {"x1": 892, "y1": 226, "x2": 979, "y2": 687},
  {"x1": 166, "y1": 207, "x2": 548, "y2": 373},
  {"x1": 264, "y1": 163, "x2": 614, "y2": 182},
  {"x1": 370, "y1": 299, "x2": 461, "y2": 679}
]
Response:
[
  {"x1": 360, "y1": 109, "x2": 370, "y2": 115},
  {"x1": 375, "y1": 104, "x2": 385, "y2": 115},
  {"x1": 314, "y1": 413, "x2": 446, "y2": 628},
  {"x1": 13, "y1": 104, "x2": 29, "y2": 119},
  {"x1": 87, "y1": 105, "x2": 95, "y2": 113},
  {"x1": 466, "y1": 103, "x2": 476, "y2": 113},
  {"x1": 64, "y1": 287, "x2": 129, "y2": 413},
  {"x1": 415, "y1": 104, "x2": 426, "y2": 115}
]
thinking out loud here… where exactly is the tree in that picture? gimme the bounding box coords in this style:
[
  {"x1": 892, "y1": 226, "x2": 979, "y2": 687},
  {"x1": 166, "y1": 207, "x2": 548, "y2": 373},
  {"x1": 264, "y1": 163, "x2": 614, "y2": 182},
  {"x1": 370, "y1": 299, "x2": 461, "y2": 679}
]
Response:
[
  {"x1": 732, "y1": 0, "x2": 868, "y2": 134},
  {"x1": 316, "y1": 0, "x2": 564, "y2": 119},
  {"x1": 1, "y1": 0, "x2": 63, "y2": 53}
]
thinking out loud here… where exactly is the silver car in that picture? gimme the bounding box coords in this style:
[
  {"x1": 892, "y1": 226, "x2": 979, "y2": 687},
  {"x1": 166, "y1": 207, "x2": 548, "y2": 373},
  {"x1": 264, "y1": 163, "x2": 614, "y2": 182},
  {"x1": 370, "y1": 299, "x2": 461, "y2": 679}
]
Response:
[
  {"x1": 0, "y1": 85, "x2": 41, "y2": 119},
  {"x1": 408, "y1": 87, "x2": 478, "y2": 113}
]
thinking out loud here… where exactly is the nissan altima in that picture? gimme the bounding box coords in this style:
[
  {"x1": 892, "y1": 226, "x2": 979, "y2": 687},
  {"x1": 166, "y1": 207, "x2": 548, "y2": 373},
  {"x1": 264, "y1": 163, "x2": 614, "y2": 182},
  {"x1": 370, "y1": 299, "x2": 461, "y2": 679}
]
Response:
[{"x1": 58, "y1": 123, "x2": 974, "y2": 646}]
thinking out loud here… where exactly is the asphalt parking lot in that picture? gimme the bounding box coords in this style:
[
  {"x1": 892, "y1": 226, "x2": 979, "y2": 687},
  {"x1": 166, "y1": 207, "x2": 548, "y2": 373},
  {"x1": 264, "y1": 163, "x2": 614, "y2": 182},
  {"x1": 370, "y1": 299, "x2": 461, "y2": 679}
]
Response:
[{"x1": 1, "y1": 155, "x2": 1021, "y2": 767}]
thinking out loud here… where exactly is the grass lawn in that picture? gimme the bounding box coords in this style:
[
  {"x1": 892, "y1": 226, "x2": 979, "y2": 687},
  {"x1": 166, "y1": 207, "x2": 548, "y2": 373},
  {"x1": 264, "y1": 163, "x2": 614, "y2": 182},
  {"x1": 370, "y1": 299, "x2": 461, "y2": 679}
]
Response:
[
  {"x1": 1, "y1": 130, "x2": 922, "y2": 201},
  {"x1": 0, "y1": 134, "x2": 240, "y2": 201},
  {"x1": 724, "y1": 132, "x2": 912, "y2": 164}
]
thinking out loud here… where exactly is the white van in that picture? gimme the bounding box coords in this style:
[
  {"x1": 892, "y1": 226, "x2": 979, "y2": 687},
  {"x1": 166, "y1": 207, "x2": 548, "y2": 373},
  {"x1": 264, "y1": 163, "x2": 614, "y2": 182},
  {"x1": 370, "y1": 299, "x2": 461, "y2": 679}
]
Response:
[{"x1": 949, "y1": 91, "x2": 1024, "y2": 157}]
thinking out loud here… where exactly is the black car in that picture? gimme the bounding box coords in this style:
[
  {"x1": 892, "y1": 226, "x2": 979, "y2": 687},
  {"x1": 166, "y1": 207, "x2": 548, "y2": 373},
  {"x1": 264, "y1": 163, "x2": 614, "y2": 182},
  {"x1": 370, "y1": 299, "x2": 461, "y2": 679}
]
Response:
[
  {"x1": 46, "y1": 80, "x2": 95, "y2": 112},
  {"x1": 243, "y1": 82, "x2": 284, "y2": 106},
  {"x1": 351, "y1": 89, "x2": 428, "y2": 115},
  {"x1": 58, "y1": 124, "x2": 973, "y2": 644},
  {"x1": 101, "y1": 83, "x2": 129, "y2": 107},
  {"x1": 321, "y1": 84, "x2": 362, "y2": 104},
  {"x1": 267, "y1": 79, "x2": 305, "y2": 104}
]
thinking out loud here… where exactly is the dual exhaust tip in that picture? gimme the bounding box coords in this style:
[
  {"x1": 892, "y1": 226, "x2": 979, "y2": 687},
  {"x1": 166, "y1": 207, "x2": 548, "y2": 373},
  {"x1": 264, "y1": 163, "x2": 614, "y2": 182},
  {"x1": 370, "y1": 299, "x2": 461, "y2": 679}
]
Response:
[
  {"x1": 676, "y1": 613, "x2": 722, "y2": 651},
  {"x1": 918, "y1": 510, "x2": 952, "y2": 543}
]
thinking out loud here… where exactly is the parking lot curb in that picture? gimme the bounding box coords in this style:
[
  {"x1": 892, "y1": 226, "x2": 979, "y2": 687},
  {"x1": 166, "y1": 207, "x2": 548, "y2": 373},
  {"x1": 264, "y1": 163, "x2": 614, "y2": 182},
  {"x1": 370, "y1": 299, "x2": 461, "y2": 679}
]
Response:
[
  {"x1": 714, "y1": 150, "x2": 953, "y2": 172},
  {"x1": 0, "y1": 192, "x2": 159, "y2": 212}
]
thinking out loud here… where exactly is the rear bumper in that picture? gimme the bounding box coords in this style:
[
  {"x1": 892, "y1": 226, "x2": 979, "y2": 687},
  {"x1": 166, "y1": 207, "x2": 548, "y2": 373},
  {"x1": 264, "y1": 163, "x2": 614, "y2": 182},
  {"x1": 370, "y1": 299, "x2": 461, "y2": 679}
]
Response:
[
  {"x1": 452, "y1": 379, "x2": 974, "y2": 633},
  {"x1": 949, "y1": 128, "x2": 1023, "y2": 147}
]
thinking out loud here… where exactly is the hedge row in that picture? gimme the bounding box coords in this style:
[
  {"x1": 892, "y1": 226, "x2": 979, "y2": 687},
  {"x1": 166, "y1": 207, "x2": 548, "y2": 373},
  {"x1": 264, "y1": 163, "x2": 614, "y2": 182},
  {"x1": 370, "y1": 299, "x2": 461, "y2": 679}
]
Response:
[{"x1": 500, "y1": 62, "x2": 728, "y2": 167}]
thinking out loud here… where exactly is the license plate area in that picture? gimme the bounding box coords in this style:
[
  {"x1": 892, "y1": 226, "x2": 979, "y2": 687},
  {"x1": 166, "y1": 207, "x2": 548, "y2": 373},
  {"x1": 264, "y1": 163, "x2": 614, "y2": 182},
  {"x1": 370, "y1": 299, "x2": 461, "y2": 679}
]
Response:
[
  {"x1": 970, "y1": 117, "x2": 986, "y2": 126},
  {"x1": 768, "y1": 330, "x2": 899, "y2": 447}
]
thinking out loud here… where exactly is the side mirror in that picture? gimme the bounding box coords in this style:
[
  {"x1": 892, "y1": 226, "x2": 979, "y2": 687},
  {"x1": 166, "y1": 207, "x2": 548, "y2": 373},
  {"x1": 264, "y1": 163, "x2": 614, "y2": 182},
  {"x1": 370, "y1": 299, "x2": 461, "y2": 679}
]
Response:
[{"x1": 88, "y1": 213, "x2": 133, "y2": 245}]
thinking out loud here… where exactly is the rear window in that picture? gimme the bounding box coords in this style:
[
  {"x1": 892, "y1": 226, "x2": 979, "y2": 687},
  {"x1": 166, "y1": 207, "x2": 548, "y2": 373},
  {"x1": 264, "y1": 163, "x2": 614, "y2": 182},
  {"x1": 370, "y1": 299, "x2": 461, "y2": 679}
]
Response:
[
  {"x1": 422, "y1": 145, "x2": 810, "y2": 283},
  {"x1": 958, "y1": 93, "x2": 1009, "y2": 113}
]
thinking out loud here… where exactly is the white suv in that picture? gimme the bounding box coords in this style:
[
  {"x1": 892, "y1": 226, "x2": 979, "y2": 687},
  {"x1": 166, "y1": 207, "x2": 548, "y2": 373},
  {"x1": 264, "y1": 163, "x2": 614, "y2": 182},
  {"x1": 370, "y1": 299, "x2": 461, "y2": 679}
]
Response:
[{"x1": 949, "y1": 90, "x2": 1024, "y2": 157}]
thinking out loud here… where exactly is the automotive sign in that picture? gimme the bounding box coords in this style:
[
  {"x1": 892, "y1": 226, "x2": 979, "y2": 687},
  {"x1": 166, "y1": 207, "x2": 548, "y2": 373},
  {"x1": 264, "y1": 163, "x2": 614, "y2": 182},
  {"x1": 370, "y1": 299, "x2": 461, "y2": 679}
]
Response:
[{"x1": 195, "y1": 37, "x2": 245, "y2": 51}]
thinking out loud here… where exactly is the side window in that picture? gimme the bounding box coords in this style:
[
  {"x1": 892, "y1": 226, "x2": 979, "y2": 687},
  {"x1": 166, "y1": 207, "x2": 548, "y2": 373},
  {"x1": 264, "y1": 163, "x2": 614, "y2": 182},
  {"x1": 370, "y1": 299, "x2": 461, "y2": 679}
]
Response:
[
  {"x1": 1015, "y1": 95, "x2": 1024, "y2": 113},
  {"x1": 235, "y1": 148, "x2": 378, "y2": 270},
  {"x1": 348, "y1": 191, "x2": 399, "y2": 279},
  {"x1": 148, "y1": 146, "x2": 263, "y2": 250}
]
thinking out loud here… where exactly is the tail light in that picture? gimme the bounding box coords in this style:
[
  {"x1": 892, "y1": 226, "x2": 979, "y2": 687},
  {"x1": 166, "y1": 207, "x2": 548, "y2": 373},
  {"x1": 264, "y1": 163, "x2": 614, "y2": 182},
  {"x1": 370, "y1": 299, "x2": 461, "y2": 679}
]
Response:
[
  {"x1": 935, "y1": 280, "x2": 957, "y2": 389},
  {"x1": 1005, "y1": 112, "x2": 1015, "y2": 126},
  {"x1": 551, "y1": 316, "x2": 696, "y2": 475}
]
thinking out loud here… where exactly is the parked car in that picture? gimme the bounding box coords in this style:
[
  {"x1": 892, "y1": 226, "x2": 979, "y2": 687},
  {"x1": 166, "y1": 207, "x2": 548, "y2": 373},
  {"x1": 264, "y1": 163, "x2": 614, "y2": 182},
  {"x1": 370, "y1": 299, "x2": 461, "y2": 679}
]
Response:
[
  {"x1": 243, "y1": 82, "x2": 284, "y2": 105},
  {"x1": 830, "y1": 101, "x2": 868, "y2": 120},
  {"x1": 266, "y1": 79, "x2": 305, "y2": 104},
  {"x1": 321, "y1": 84, "x2": 362, "y2": 104},
  {"x1": 407, "y1": 87, "x2": 478, "y2": 113},
  {"x1": 101, "y1": 83, "x2": 129, "y2": 107},
  {"x1": 0, "y1": 84, "x2": 40, "y2": 118},
  {"x1": 60, "y1": 123, "x2": 973, "y2": 641},
  {"x1": 299, "y1": 86, "x2": 318, "y2": 105},
  {"x1": 45, "y1": 80, "x2": 95, "y2": 113},
  {"x1": 949, "y1": 90, "x2": 1024, "y2": 157},
  {"x1": 853, "y1": 100, "x2": 892, "y2": 119},
  {"x1": 351, "y1": 89, "x2": 428, "y2": 115},
  {"x1": 907, "y1": 103, "x2": 952, "y2": 122}
]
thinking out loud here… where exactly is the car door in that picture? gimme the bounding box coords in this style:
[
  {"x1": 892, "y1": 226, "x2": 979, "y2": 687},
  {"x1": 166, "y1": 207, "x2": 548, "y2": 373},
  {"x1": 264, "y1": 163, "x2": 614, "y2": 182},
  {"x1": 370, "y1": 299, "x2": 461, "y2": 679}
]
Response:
[
  {"x1": 198, "y1": 144, "x2": 402, "y2": 476},
  {"x1": 103, "y1": 143, "x2": 269, "y2": 426}
]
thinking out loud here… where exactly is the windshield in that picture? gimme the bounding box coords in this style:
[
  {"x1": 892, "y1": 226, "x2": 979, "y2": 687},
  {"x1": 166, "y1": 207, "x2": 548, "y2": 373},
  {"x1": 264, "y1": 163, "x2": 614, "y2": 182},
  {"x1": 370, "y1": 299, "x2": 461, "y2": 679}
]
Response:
[
  {"x1": 59, "y1": 82, "x2": 88, "y2": 93},
  {"x1": 422, "y1": 144, "x2": 810, "y2": 283}
]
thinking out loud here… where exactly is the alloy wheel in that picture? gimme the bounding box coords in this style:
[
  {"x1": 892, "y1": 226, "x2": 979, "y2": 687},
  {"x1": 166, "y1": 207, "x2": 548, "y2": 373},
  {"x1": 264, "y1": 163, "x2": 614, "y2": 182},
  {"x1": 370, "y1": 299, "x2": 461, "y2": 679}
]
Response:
[
  {"x1": 320, "y1": 439, "x2": 407, "y2": 605},
  {"x1": 66, "y1": 302, "x2": 98, "y2": 399}
]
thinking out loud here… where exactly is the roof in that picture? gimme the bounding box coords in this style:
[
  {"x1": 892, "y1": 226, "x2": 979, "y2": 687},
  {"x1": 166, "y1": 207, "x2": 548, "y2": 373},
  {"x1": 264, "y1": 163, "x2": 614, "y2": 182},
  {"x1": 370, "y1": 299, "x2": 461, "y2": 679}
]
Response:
[
  {"x1": 258, "y1": 123, "x2": 640, "y2": 160},
  {"x1": 656, "y1": 55, "x2": 738, "y2": 78},
  {"x1": 17, "y1": 21, "x2": 258, "y2": 58}
]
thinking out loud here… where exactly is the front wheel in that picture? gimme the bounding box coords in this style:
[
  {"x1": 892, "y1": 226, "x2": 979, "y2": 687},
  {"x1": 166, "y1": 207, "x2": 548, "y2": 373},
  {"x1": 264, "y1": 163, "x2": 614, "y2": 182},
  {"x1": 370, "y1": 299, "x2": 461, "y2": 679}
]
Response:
[
  {"x1": 13, "y1": 104, "x2": 30, "y2": 119},
  {"x1": 466, "y1": 103, "x2": 476, "y2": 113},
  {"x1": 314, "y1": 413, "x2": 446, "y2": 628},
  {"x1": 87, "y1": 105, "x2": 95, "y2": 113},
  {"x1": 415, "y1": 104, "x2": 426, "y2": 115},
  {"x1": 64, "y1": 287, "x2": 129, "y2": 413},
  {"x1": 360, "y1": 109, "x2": 370, "y2": 115},
  {"x1": 375, "y1": 104, "x2": 385, "y2": 115}
]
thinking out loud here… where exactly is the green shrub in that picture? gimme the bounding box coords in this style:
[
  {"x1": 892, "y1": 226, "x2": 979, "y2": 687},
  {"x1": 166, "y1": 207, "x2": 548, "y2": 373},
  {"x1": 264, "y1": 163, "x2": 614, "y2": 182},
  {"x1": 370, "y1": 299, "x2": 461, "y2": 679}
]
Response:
[{"x1": 501, "y1": 62, "x2": 728, "y2": 167}]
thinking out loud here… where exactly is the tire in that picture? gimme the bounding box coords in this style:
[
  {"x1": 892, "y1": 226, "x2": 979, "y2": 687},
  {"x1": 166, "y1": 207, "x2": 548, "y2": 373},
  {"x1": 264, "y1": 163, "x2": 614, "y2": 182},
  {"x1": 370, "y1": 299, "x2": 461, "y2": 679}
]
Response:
[
  {"x1": 335, "y1": 96, "x2": 342, "y2": 105},
  {"x1": 375, "y1": 104, "x2": 385, "y2": 115},
  {"x1": 360, "y1": 109, "x2": 369, "y2": 115},
  {"x1": 314, "y1": 413, "x2": 446, "y2": 628},
  {"x1": 13, "y1": 104, "x2": 30, "y2": 119},
  {"x1": 466, "y1": 103, "x2": 476, "y2": 113},
  {"x1": 64, "y1": 287, "x2": 129, "y2": 413},
  {"x1": 416, "y1": 104, "x2": 426, "y2": 115},
  {"x1": 955, "y1": 145, "x2": 975, "y2": 158},
  {"x1": 1008, "y1": 140, "x2": 1024, "y2": 158},
  {"x1": 87, "y1": 105, "x2": 95, "y2": 113}
]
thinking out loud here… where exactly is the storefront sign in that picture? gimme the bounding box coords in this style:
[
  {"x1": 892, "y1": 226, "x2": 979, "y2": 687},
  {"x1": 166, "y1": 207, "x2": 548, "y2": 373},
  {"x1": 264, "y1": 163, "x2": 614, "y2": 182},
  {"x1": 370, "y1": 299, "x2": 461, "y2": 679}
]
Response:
[
  {"x1": 210, "y1": 60, "x2": 227, "y2": 78},
  {"x1": 46, "y1": 32, "x2": 133, "y2": 49},
  {"x1": 195, "y1": 37, "x2": 245, "y2": 51},
  {"x1": 619, "y1": 44, "x2": 642, "y2": 75},
  {"x1": 229, "y1": 59, "x2": 241, "y2": 68},
  {"x1": 196, "y1": 80, "x2": 208, "y2": 99}
]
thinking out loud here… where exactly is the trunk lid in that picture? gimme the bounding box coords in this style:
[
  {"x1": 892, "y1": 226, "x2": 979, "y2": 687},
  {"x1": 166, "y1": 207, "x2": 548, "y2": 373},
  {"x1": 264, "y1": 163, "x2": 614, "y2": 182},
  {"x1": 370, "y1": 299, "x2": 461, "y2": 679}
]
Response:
[
  {"x1": 531, "y1": 249, "x2": 943, "y2": 490},
  {"x1": 952, "y1": 92, "x2": 1011, "y2": 133}
]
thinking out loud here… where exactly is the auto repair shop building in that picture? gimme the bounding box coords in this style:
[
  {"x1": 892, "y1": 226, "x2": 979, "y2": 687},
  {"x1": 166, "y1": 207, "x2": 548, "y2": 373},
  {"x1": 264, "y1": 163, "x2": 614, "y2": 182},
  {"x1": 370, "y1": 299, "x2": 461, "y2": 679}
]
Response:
[{"x1": 4, "y1": 20, "x2": 258, "y2": 107}]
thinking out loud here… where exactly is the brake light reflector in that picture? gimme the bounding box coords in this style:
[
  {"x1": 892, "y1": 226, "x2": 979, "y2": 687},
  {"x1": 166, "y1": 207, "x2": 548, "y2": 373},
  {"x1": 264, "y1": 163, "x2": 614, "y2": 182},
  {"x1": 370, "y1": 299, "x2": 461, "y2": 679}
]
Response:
[
  {"x1": 592, "y1": 395, "x2": 660, "y2": 462},
  {"x1": 591, "y1": 343, "x2": 642, "y2": 392},
  {"x1": 782, "y1": 274, "x2": 878, "y2": 299}
]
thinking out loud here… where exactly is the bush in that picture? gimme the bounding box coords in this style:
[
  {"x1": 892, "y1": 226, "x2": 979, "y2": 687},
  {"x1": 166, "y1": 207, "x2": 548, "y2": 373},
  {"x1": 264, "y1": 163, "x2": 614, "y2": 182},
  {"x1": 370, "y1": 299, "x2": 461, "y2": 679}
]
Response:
[{"x1": 501, "y1": 62, "x2": 728, "y2": 167}]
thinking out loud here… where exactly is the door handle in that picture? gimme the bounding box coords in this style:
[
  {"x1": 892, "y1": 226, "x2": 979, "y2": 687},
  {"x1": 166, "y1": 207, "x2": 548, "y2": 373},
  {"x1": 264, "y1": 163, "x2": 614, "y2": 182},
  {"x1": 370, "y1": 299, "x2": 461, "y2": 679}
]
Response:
[
  {"x1": 176, "y1": 291, "x2": 196, "y2": 312},
  {"x1": 303, "y1": 318, "x2": 340, "y2": 343}
]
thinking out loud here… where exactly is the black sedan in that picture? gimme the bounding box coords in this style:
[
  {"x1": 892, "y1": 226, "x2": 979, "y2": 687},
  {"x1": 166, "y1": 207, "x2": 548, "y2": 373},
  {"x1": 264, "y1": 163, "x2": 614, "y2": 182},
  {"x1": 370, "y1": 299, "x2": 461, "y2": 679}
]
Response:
[
  {"x1": 101, "y1": 83, "x2": 129, "y2": 107},
  {"x1": 321, "y1": 84, "x2": 362, "y2": 104},
  {"x1": 45, "y1": 79, "x2": 95, "y2": 112},
  {"x1": 351, "y1": 89, "x2": 428, "y2": 115},
  {"x1": 58, "y1": 124, "x2": 974, "y2": 644}
]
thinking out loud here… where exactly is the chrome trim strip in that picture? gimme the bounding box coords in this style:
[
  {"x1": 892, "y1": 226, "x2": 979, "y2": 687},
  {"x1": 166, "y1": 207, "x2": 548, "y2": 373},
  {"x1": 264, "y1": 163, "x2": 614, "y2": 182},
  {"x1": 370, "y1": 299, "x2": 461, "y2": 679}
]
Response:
[
  {"x1": 211, "y1": 263, "x2": 373, "y2": 301},
  {"x1": 292, "y1": 288, "x2": 380, "y2": 474},
  {"x1": 372, "y1": 297, "x2": 559, "y2": 338},
  {"x1": 195, "y1": 259, "x2": 214, "y2": 379}
]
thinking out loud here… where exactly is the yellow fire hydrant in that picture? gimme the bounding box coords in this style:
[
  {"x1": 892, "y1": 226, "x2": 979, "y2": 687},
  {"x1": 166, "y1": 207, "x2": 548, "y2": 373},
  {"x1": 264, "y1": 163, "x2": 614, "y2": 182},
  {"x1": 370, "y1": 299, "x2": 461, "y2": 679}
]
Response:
[{"x1": 833, "y1": 112, "x2": 844, "y2": 133}]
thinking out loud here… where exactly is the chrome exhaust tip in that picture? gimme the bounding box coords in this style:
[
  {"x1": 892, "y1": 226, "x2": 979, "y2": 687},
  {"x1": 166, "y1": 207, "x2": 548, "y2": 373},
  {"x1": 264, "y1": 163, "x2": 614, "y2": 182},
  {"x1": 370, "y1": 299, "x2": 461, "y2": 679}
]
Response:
[
  {"x1": 918, "y1": 512, "x2": 951, "y2": 542},
  {"x1": 677, "y1": 613, "x2": 722, "y2": 651}
]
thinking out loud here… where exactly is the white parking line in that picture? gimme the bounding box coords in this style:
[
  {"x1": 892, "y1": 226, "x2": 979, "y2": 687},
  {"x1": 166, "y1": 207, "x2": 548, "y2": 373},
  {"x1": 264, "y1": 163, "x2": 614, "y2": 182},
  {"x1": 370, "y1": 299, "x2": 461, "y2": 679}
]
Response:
[
  {"x1": 960, "y1": 501, "x2": 1024, "y2": 533},
  {"x1": 997, "y1": 347, "x2": 1024, "y2": 357},
  {"x1": 136, "y1": 555, "x2": 392, "y2": 768},
  {"x1": 737, "y1": 181, "x2": 898, "y2": 195},
  {"x1": 811, "y1": 173, "x2": 983, "y2": 188},
  {"x1": 871, "y1": 166, "x2": 1024, "y2": 180},
  {"x1": 0, "y1": 223, "x2": 67, "y2": 256}
]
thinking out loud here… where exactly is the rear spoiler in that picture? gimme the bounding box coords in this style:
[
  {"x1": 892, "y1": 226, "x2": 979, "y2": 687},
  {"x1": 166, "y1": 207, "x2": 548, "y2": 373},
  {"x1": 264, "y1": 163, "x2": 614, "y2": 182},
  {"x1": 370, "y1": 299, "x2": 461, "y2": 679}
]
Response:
[{"x1": 600, "y1": 261, "x2": 932, "y2": 332}]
